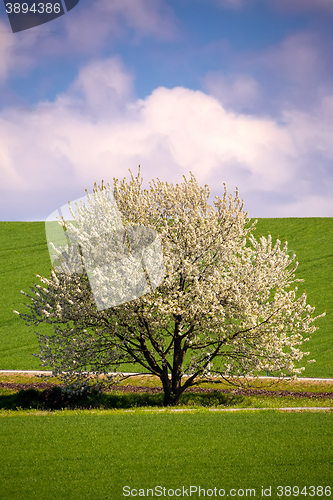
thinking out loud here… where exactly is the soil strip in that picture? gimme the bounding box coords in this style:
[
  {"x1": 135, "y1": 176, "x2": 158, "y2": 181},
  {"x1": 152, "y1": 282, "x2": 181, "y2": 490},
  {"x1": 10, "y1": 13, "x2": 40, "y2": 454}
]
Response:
[{"x1": 1, "y1": 382, "x2": 332, "y2": 399}]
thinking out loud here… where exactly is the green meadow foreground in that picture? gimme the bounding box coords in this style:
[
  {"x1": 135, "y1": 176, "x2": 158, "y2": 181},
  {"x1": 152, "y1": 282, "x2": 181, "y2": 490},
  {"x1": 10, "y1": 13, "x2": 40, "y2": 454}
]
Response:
[
  {"x1": 0, "y1": 218, "x2": 332, "y2": 376},
  {"x1": 0, "y1": 411, "x2": 332, "y2": 500},
  {"x1": 0, "y1": 217, "x2": 332, "y2": 500},
  {"x1": 0, "y1": 374, "x2": 332, "y2": 499}
]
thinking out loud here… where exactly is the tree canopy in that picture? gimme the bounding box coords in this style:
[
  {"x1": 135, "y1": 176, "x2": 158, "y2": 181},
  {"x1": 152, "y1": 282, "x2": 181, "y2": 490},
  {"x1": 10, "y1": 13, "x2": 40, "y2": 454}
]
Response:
[{"x1": 16, "y1": 170, "x2": 325, "y2": 405}]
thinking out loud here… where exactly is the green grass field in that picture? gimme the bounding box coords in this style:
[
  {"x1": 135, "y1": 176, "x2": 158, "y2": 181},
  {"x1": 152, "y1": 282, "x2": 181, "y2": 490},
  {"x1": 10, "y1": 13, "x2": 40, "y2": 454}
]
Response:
[
  {"x1": 0, "y1": 219, "x2": 332, "y2": 376},
  {"x1": 0, "y1": 410, "x2": 332, "y2": 500}
]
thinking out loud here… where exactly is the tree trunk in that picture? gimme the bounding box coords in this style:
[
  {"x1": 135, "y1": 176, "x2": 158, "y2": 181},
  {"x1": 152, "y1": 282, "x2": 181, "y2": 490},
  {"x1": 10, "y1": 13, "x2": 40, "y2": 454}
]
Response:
[{"x1": 160, "y1": 371, "x2": 183, "y2": 406}]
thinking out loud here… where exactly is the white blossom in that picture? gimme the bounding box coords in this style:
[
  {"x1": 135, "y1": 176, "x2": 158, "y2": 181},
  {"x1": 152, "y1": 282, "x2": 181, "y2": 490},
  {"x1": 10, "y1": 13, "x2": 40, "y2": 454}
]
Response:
[{"x1": 16, "y1": 169, "x2": 325, "y2": 405}]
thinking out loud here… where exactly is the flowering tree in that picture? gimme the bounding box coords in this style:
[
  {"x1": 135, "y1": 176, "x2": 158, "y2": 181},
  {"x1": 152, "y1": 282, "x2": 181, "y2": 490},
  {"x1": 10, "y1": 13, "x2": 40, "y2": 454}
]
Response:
[{"x1": 16, "y1": 170, "x2": 325, "y2": 406}]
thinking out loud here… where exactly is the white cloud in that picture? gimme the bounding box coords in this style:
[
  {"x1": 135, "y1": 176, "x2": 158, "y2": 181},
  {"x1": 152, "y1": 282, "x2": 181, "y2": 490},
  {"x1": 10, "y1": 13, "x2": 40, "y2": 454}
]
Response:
[
  {"x1": 202, "y1": 72, "x2": 261, "y2": 112},
  {"x1": 0, "y1": 56, "x2": 332, "y2": 220}
]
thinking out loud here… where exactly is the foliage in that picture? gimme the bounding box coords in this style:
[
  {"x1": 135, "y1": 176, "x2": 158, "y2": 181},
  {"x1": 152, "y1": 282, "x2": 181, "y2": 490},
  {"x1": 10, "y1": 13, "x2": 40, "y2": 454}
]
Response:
[{"x1": 15, "y1": 170, "x2": 325, "y2": 405}]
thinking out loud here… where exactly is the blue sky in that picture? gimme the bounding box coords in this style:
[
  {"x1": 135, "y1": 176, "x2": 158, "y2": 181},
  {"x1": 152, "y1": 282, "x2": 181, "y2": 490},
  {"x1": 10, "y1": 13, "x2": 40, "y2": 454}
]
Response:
[{"x1": 0, "y1": 0, "x2": 332, "y2": 220}]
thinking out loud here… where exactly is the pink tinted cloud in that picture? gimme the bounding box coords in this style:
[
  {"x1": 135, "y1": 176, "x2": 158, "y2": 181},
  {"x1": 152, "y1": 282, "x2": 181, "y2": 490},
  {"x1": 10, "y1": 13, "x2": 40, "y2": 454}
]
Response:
[
  {"x1": 0, "y1": 19, "x2": 41, "y2": 82},
  {"x1": 100, "y1": 0, "x2": 180, "y2": 39},
  {"x1": 0, "y1": 55, "x2": 303, "y2": 216},
  {"x1": 247, "y1": 31, "x2": 325, "y2": 85},
  {"x1": 57, "y1": 56, "x2": 136, "y2": 119},
  {"x1": 1, "y1": 56, "x2": 332, "y2": 219},
  {"x1": 0, "y1": 20, "x2": 16, "y2": 82},
  {"x1": 0, "y1": 0, "x2": 179, "y2": 83},
  {"x1": 63, "y1": 0, "x2": 179, "y2": 52}
]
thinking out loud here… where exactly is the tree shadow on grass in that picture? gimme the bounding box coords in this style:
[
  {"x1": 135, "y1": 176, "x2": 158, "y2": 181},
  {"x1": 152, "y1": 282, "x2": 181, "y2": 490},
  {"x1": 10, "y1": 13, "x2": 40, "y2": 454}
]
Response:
[{"x1": 0, "y1": 387, "x2": 242, "y2": 410}]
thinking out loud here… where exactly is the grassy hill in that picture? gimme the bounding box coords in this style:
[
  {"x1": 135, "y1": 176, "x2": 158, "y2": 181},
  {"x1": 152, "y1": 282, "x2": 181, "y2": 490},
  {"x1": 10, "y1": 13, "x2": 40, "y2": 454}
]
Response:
[{"x1": 0, "y1": 219, "x2": 332, "y2": 376}]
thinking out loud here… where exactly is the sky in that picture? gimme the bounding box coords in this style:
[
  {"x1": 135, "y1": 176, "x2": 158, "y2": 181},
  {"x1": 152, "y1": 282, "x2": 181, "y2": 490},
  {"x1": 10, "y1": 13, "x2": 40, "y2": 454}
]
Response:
[{"x1": 0, "y1": 0, "x2": 332, "y2": 221}]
